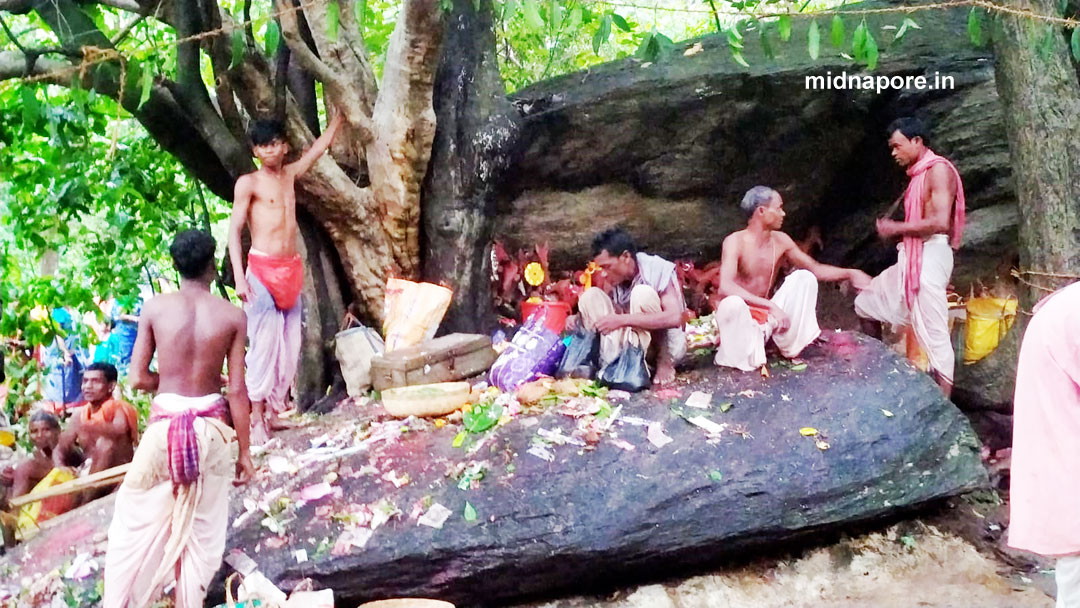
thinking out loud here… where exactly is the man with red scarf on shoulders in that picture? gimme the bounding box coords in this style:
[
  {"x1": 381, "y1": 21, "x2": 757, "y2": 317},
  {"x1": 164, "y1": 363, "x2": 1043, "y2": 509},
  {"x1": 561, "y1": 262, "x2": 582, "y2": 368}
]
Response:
[{"x1": 855, "y1": 117, "x2": 966, "y2": 397}]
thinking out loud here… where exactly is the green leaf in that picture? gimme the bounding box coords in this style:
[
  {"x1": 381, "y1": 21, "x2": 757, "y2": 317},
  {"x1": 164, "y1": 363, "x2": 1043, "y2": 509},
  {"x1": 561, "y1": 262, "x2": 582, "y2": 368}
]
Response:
[
  {"x1": 565, "y1": 6, "x2": 582, "y2": 32},
  {"x1": 523, "y1": 0, "x2": 545, "y2": 34},
  {"x1": 20, "y1": 88, "x2": 39, "y2": 127},
  {"x1": 760, "y1": 27, "x2": 775, "y2": 60},
  {"x1": 611, "y1": 13, "x2": 631, "y2": 32},
  {"x1": 865, "y1": 27, "x2": 879, "y2": 69},
  {"x1": 778, "y1": 14, "x2": 792, "y2": 42},
  {"x1": 452, "y1": 431, "x2": 466, "y2": 448},
  {"x1": 327, "y1": 0, "x2": 340, "y2": 42},
  {"x1": 808, "y1": 20, "x2": 820, "y2": 59},
  {"x1": 501, "y1": 0, "x2": 518, "y2": 20},
  {"x1": 1072, "y1": 28, "x2": 1080, "y2": 62},
  {"x1": 853, "y1": 20, "x2": 867, "y2": 61},
  {"x1": 230, "y1": 29, "x2": 245, "y2": 69},
  {"x1": 708, "y1": 470, "x2": 723, "y2": 482},
  {"x1": 731, "y1": 50, "x2": 750, "y2": 67},
  {"x1": 726, "y1": 27, "x2": 744, "y2": 51},
  {"x1": 830, "y1": 15, "x2": 845, "y2": 48},
  {"x1": 719, "y1": 402, "x2": 733, "y2": 413},
  {"x1": 264, "y1": 20, "x2": 280, "y2": 57},
  {"x1": 463, "y1": 402, "x2": 503, "y2": 433},
  {"x1": 138, "y1": 68, "x2": 153, "y2": 109},
  {"x1": 967, "y1": 7, "x2": 982, "y2": 47},
  {"x1": 463, "y1": 501, "x2": 478, "y2": 521},
  {"x1": 790, "y1": 362, "x2": 808, "y2": 372},
  {"x1": 355, "y1": 0, "x2": 368, "y2": 28},
  {"x1": 592, "y1": 14, "x2": 612, "y2": 54},
  {"x1": 894, "y1": 17, "x2": 920, "y2": 42},
  {"x1": 549, "y1": 0, "x2": 562, "y2": 33}
]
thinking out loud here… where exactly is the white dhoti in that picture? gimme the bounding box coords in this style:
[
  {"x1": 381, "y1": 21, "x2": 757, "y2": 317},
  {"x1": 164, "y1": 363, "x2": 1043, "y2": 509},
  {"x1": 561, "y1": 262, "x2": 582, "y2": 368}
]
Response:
[
  {"x1": 578, "y1": 285, "x2": 687, "y2": 368},
  {"x1": 713, "y1": 269, "x2": 822, "y2": 371},
  {"x1": 854, "y1": 234, "x2": 954, "y2": 384},
  {"x1": 1058, "y1": 555, "x2": 1080, "y2": 608},
  {"x1": 104, "y1": 394, "x2": 236, "y2": 608}
]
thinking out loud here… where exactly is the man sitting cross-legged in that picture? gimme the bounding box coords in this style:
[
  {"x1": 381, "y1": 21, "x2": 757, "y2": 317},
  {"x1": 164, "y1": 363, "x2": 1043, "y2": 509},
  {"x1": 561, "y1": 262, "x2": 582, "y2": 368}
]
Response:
[
  {"x1": 55, "y1": 362, "x2": 139, "y2": 502},
  {"x1": 3, "y1": 411, "x2": 81, "y2": 538},
  {"x1": 577, "y1": 227, "x2": 687, "y2": 386},
  {"x1": 713, "y1": 186, "x2": 872, "y2": 371}
]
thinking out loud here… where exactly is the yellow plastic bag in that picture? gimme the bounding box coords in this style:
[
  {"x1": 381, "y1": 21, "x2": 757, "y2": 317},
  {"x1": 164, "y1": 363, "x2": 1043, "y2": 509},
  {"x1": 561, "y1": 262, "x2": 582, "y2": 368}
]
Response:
[
  {"x1": 382, "y1": 278, "x2": 453, "y2": 352},
  {"x1": 963, "y1": 296, "x2": 1018, "y2": 364}
]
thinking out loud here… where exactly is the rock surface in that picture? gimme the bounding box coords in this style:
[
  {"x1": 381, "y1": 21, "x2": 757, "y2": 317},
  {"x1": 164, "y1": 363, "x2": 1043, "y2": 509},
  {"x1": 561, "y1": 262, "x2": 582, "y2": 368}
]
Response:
[
  {"x1": 2, "y1": 334, "x2": 986, "y2": 607},
  {"x1": 497, "y1": 3, "x2": 1015, "y2": 288}
]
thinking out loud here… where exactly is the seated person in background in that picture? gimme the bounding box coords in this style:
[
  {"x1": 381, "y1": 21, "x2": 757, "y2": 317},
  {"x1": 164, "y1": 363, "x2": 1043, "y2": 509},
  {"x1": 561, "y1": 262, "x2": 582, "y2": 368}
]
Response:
[
  {"x1": 55, "y1": 362, "x2": 138, "y2": 500},
  {"x1": 4, "y1": 412, "x2": 80, "y2": 537},
  {"x1": 713, "y1": 186, "x2": 871, "y2": 371},
  {"x1": 576, "y1": 228, "x2": 687, "y2": 385}
]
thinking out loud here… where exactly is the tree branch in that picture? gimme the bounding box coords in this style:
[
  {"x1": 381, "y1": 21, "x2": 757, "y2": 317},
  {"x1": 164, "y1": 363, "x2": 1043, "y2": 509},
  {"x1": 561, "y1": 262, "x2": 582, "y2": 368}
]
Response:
[
  {"x1": 203, "y1": 1, "x2": 247, "y2": 146},
  {"x1": 96, "y1": 0, "x2": 142, "y2": 11},
  {"x1": 170, "y1": 0, "x2": 251, "y2": 178},
  {"x1": 276, "y1": 0, "x2": 373, "y2": 143},
  {"x1": 368, "y1": 0, "x2": 443, "y2": 276},
  {"x1": 0, "y1": 49, "x2": 69, "y2": 80},
  {"x1": 0, "y1": 0, "x2": 34, "y2": 13}
]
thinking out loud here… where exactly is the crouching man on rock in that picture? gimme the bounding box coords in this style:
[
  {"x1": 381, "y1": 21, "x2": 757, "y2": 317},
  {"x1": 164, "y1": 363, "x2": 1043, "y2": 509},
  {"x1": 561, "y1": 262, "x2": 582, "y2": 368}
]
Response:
[
  {"x1": 576, "y1": 227, "x2": 687, "y2": 386},
  {"x1": 713, "y1": 186, "x2": 871, "y2": 371},
  {"x1": 104, "y1": 230, "x2": 254, "y2": 608}
]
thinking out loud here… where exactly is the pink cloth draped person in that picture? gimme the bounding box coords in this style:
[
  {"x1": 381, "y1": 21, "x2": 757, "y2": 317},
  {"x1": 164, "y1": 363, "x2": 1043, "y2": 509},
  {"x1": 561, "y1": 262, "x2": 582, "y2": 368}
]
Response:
[
  {"x1": 1008, "y1": 282, "x2": 1080, "y2": 557},
  {"x1": 901, "y1": 150, "x2": 966, "y2": 308}
]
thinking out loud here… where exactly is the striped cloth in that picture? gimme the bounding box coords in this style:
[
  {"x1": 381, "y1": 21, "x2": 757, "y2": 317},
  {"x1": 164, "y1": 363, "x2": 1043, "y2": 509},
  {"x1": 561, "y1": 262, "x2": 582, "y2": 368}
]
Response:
[{"x1": 149, "y1": 394, "x2": 227, "y2": 485}]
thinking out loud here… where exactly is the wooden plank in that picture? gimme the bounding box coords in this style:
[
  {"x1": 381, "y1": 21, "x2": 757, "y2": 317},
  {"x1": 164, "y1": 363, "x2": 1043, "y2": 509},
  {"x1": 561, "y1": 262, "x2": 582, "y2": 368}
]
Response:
[{"x1": 9, "y1": 463, "x2": 130, "y2": 509}]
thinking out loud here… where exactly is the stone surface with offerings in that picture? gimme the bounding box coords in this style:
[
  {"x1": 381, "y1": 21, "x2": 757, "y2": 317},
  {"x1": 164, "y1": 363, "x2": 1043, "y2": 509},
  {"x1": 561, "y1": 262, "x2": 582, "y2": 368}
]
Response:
[{"x1": 1, "y1": 332, "x2": 986, "y2": 607}]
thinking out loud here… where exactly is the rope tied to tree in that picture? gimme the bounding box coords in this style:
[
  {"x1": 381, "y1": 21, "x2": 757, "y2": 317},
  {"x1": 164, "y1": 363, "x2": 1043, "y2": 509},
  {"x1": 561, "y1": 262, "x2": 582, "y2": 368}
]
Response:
[{"x1": 5, "y1": 0, "x2": 1080, "y2": 90}]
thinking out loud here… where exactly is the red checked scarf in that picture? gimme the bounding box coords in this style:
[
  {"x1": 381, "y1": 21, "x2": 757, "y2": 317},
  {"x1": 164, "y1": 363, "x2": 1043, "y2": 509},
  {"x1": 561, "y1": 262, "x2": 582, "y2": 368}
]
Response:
[
  {"x1": 150, "y1": 398, "x2": 228, "y2": 485},
  {"x1": 902, "y1": 150, "x2": 966, "y2": 308}
]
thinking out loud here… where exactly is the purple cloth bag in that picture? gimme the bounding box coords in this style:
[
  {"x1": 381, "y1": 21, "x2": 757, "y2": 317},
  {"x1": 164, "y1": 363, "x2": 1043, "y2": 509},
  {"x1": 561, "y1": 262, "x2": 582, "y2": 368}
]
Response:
[{"x1": 489, "y1": 310, "x2": 565, "y2": 392}]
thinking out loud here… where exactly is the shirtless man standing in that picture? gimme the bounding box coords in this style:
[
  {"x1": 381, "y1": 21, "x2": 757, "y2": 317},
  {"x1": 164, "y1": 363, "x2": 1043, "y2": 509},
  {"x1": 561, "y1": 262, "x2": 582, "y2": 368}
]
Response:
[
  {"x1": 713, "y1": 186, "x2": 872, "y2": 371},
  {"x1": 104, "y1": 230, "x2": 253, "y2": 608},
  {"x1": 55, "y1": 362, "x2": 138, "y2": 495},
  {"x1": 229, "y1": 113, "x2": 342, "y2": 442},
  {"x1": 854, "y1": 117, "x2": 965, "y2": 396}
]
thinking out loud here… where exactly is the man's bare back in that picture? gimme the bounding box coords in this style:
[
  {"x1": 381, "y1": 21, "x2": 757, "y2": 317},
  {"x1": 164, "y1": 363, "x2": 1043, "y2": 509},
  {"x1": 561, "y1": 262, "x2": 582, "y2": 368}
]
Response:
[{"x1": 139, "y1": 290, "x2": 245, "y2": 397}]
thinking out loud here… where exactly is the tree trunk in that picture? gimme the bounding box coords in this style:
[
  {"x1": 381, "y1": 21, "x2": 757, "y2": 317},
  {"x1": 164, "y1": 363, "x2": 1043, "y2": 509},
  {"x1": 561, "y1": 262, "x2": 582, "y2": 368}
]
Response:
[
  {"x1": 421, "y1": 0, "x2": 519, "y2": 333},
  {"x1": 991, "y1": 0, "x2": 1080, "y2": 308},
  {"x1": 294, "y1": 208, "x2": 348, "y2": 410}
]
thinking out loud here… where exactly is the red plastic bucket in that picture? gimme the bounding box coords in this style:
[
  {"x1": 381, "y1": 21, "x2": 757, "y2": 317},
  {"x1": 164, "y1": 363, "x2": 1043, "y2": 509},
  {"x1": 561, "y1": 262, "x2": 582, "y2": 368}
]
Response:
[{"x1": 521, "y1": 300, "x2": 571, "y2": 334}]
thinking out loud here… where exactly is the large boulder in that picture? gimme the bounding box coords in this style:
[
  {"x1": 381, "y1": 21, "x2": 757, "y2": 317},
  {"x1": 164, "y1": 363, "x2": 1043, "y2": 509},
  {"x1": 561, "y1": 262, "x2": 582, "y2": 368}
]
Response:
[
  {"x1": 2, "y1": 334, "x2": 986, "y2": 607},
  {"x1": 497, "y1": 3, "x2": 1015, "y2": 287}
]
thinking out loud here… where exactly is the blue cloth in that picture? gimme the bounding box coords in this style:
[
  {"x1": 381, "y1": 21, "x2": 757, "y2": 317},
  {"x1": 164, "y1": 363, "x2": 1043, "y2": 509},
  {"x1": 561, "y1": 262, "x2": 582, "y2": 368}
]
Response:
[
  {"x1": 111, "y1": 298, "x2": 141, "y2": 368},
  {"x1": 42, "y1": 334, "x2": 89, "y2": 405},
  {"x1": 94, "y1": 332, "x2": 122, "y2": 367}
]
